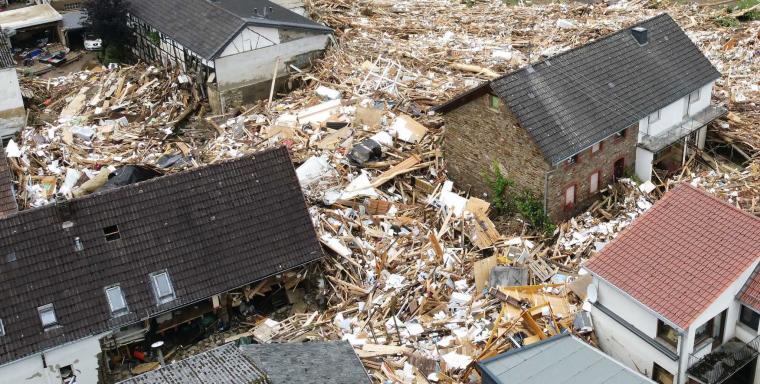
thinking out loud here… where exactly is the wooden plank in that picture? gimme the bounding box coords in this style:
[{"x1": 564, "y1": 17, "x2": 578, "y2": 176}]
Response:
[{"x1": 473, "y1": 255, "x2": 498, "y2": 292}]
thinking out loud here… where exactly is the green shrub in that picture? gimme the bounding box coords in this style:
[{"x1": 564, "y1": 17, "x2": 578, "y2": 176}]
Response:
[
  {"x1": 483, "y1": 161, "x2": 514, "y2": 215},
  {"x1": 514, "y1": 189, "x2": 556, "y2": 236}
]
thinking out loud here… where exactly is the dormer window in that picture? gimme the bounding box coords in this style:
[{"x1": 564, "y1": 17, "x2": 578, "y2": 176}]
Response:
[
  {"x1": 105, "y1": 285, "x2": 128, "y2": 316},
  {"x1": 150, "y1": 270, "x2": 176, "y2": 305},
  {"x1": 38, "y1": 304, "x2": 58, "y2": 329}
]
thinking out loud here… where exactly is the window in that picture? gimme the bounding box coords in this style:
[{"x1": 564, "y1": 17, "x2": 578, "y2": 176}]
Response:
[
  {"x1": 689, "y1": 89, "x2": 700, "y2": 104},
  {"x1": 564, "y1": 185, "x2": 575, "y2": 209},
  {"x1": 488, "y1": 95, "x2": 500, "y2": 110},
  {"x1": 648, "y1": 109, "x2": 661, "y2": 124},
  {"x1": 614, "y1": 128, "x2": 627, "y2": 140},
  {"x1": 590, "y1": 172, "x2": 600, "y2": 194},
  {"x1": 652, "y1": 363, "x2": 674, "y2": 384},
  {"x1": 567, "y1": 154, "x2": 579, "y2": 165},
  {"x1": 60, "y1": 365, "x2": 75, "y2": 383},
  {"x1": 591, "y1": 142, "x2": 601, "y2": 154},
  {"x1": 6, "y1": 251, "x2": 16, "y2": 263},
  {"x1": 103, "y1": 225, "x2": 121, "y2": 241},
  {"x1": 105, "y1": 285, "x2": 128, "y2": 316},
  {"x1": 0, "y1": 318, "x2": 5, "y2": 336},
  {"x1": 694, "y1": 319, "x2": 714, "y2": 346},
  {"x1": 656, "y1": 319, "x2": 678, "y2": 348},
  {"x1": 38, "y1": 304, "x2": 58, "y2": 328},
  {"x1": 150, "y1": 271, "x2": 176, "y2": 305},
  {"x1": 740, "y1": 305, "x2": 760, "y2": 330}
]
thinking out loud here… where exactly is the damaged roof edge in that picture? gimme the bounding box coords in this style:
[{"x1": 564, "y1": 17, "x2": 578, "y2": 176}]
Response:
[{"x1": 431, "y1": 81, "x2": 491, "y2": 113}]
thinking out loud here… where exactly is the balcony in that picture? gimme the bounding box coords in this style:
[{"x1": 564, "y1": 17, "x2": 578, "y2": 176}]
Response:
[
  {"x1": 638, "y1": 104, "x2": 727, "y2": 153},
  {"x1": 687, "y1": 336, "x2": 760, "y2": 384}
]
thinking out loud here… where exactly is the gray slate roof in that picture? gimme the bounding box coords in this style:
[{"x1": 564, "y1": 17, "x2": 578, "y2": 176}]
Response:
[
  {"x1": 128, "y1": 0, "x2": 331, "y2": 60},
  {"x1": 117, "y1": 341, "x2": 371, "y2": 384},
  {"x1": 439, "y1": 13, "x2": 720, "y2": 165},
  {"x1": 0, "y1": 31, "x2": 14, "y2": 69},
  {"x1": 117, "y1": 343, "x2": 268, "y2": 384},
  {"x1": 478, "y1": 334, "x2": 654, "y2": 384},
  {"x1": 0, "y1": 147, "x2": 323, "y2": 365},
  {"x1": 241, "y1": 341, "x2": 372, "y2": 384}
]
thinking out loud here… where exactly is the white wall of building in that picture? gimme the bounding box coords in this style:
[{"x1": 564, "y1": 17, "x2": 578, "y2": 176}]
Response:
[
  {"x1": 218, "y1": 26, "x2": 279, "y2": 57},
  {"x1": 592, "y1": 277, "x2": 680, "y2": 379},
  {"x1": 635, "y1": 147, "x2": 655, "y2": 182},
  {"x1": 592, "y1": 258, "x2": 760, "y2": 384},
  {"x1": 0, "y1": 67, "x2": 25, "y2": 137},
  {"x1": 637, "y1": 81, "x2": 714, "y2": 140},
  {"x1": 0, "y1": 335, "x2": 103, "y2": 384},
  {"x1": 214, "y1": 33, "x2": 328, "y2": 91}
]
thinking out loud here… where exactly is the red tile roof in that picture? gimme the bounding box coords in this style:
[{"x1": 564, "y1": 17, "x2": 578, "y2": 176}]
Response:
[
  {"x1": 586, "y1": 183, "x2": 760, "y2": 329},
  {"x1": 739, "y1": 266, "x2": 760, "y2": 312}
]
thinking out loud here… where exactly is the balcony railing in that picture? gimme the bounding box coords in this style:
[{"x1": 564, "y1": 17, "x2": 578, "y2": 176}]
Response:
[
  {"x1": 687, "y1": 335, "x2": 760, "y2": 384},
  {"x1": 638, "y1": 104, "x2": 727, "y2": 153}
]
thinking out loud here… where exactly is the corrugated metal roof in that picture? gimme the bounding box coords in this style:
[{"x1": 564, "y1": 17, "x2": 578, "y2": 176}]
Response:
[{"x1": 478, "y1": 334, "x2": 654, "y2": 384}]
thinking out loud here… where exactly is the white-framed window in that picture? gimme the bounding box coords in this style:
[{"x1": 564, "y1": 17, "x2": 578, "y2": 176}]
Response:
[
  {"x1": 150, "y1": 271, "x2": 176, "y2": 305},
  {"x1": 591, "y1": 142, "x2": 601, "y2": 154},
  {"x1": 565, "y1": 185, "x2": 575, "y2": 208},
  {"x1": 38, "y1": 304, "x2": 57, "y2": 328},
  {"x1": 648, "y1": 109, "x2": 661, "y2": 124},
  {"x1": 105, "y1": 285, "x2": 128, "y2": 316},
  {"x1": 590, "y1": 172, "x2": 600, "y2": 194},
  {"x1": 689, "y1": 89, "x2": 700, "y2": 104}
]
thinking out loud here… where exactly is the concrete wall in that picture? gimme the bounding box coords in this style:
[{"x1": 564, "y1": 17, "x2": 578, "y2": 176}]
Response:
[
  {"x1": 214, "y1": 33, "x2": 329, "y2": 107},
  {"x1": 0, "y1": 68, "x2": 25, "y2": 138},
  {"x1": 441, "y1": 93, "x2": 550, "y2": 200},
  {"x1": 0, "y1": 335, "x2": 103, "y2": 384}
]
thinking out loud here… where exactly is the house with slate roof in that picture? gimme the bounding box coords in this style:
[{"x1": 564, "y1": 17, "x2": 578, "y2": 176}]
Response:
[
  {"x1": 126, "y1": 0, "x2": 332, "y2": 112},
  {"x1": 434, "y1": 14, "x2": 725, "y2": 221},
  {"x1": 116, "y1": 341, "x2": 371, "y2": 384},
  {"x1": 477, "y1": 333, "x2": 654, "y2": 384},
  {"x1": 0, "y1": 30, "x2": 25, "y2": 138},
  {"x1": 0, "y1": 147, "x2": 323, "y2": 384},
  {"x1": 585, "y1": 183, "x2": 760, "y2": 384}
]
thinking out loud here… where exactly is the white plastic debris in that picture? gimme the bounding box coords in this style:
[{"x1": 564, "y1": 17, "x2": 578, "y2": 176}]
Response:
[
  {"x1": 296, "y1": 155, "x2": 337, "y2": 187},
  {"x1": 442, "y1": 351, "x2": 472, "y2": 370},
  {"x1": 5, "y1": 140, "x2": 21, "y2": 158},
  {"x1": 316, "y1": 85, "x2": 341, "y2": 100}
]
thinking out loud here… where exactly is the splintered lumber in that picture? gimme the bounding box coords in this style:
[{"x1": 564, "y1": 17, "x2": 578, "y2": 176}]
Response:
[{"x1": 371, "y1": 154, "x2": 421, "y2": 187}]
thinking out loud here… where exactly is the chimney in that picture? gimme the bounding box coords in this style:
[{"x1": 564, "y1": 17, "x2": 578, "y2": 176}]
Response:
[{"x1": 631, "y1": 27, "x2": 648, "y2": 45}]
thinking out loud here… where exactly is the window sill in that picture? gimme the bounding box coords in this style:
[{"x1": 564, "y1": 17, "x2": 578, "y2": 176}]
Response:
[
  {"x1": 737, "y1": 321, "x2": 758, "y2": 334},
  {"x1": 693, "y1": 337, "x2": 713, "y2": 354}
]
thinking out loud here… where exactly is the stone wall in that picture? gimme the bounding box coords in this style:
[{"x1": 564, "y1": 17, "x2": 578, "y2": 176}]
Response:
[
  {"x1": 545, "y1": 123, "x2": 639, "y2": 221},
  {"x1": 442, "y1": 92, "x2": 549, "y2": 200}
]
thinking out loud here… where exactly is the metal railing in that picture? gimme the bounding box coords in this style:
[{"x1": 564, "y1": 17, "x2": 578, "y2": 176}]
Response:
[
  {"x1": 638, "y1": 104, "x2": 727, "y2": 153},
  {"x1": 687, "y1": 335, "x2": 760, "y2": 384}
]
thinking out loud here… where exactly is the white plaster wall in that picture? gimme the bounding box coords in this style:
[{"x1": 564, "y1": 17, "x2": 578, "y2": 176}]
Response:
[
  {"x1": 214, "y1": 33, "x2": 328, "y2": 91},
  {"x1": 0, "y1": 335, "x2": 103, "y2": 384},
  {"x1": 635, "y1": 147, "x2": 655, "y2": 182},
  {"x1": 0, "y1": 68, "x2": 25, "y2": 137},
  {"x1": 637, "y1": 81, "x2": 715, "y2": 140},
  {"x1": 219, "y1": 26, "x2": 279, "y2": 57}
]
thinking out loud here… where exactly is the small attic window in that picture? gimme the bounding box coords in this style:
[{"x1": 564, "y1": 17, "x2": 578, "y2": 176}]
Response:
[
  {"x1": 38, "y1": 304, "x2": 58, "y2": 329},
  {"x1": 150, "y1": 270, "x2": 176, "y2": 305},
  {"x1": 103, "y1": 225, "x2": 121, "y2": 241},
  {"x1": 488, "y1": 95, "x2": 500, "y2": 111},
  {"x1": 105, "y1": 285, "x2": 128, "y2": 316},
  {"x1": 0, "y1": 318, "x2": 5, "y2": 336},
  {"x1": 5, "y1": 251, "x2": 16, "y2": 263}
]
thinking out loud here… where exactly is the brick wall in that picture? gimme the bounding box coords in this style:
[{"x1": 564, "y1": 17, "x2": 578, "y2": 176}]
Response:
[
  {"x1": 442, "y1": 92, "x2": 639, "y2": 223},
  {"x1": 442, "y1": 93, "x2": 550, "y2": 200},
  {"x1": 545, "y1": 123, "x2": 639, "y2": 221}
]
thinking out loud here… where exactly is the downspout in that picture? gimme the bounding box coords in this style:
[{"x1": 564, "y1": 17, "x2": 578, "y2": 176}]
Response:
[
  {"x1": 543, "y1": 170, "x2": 550, "y2": 217},
  {"x1": 676, "y1": 328, "x2": 688, "y2": 384}
]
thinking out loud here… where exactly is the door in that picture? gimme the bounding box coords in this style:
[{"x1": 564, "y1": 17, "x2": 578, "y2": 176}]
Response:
[{"x1": 613, "y1": 158, "x2": 625, "y2": 180}]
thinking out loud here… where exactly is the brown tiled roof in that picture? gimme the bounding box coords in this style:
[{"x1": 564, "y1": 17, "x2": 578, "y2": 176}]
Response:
[
  {"x1": 0, "y1": 146, "x2": 18, "y2": 218},
  {"x1": 586, "y1": 183, "x2": 760, "y2": 329},
  {"x1": 0, "y1": 147, "x2": 322, "y2": 364},
  {"x1": 739, "y1": 265, "x2": 760, "y2": 312}
]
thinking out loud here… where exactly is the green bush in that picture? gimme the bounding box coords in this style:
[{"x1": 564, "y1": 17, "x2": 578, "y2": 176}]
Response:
[
  {"x1": 483, "y1": 161, "x2": 514, "y2": 215},
  {"x1": 514, "y1": 189, "x2": 556, "y2": 236}
]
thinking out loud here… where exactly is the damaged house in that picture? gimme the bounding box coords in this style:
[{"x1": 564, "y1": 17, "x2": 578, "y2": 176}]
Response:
[
  {"x1": 127, "y1": 0, "x2": 332, "y2": 112},
  {"x1": 435, "y1": 14, "x2": 724, "y2": 221},
  {"x1": 586, "y1": 184, "x2": 760, "y2": 384},
  {"x1": 0, "y1": 147, "x2": 323, "y2": 384},
  {"x1": 0, "y1": 31, "x2": 25, "y2": 138}
]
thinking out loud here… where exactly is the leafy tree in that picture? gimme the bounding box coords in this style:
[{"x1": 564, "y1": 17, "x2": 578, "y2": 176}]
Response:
[{"x1": 83, "y1": 0, "x2": 134, "y2": 62}]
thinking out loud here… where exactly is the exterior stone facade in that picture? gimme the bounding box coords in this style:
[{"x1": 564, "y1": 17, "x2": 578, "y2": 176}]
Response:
[
  {"x1": 443, "y1": 92, "x2": 550, "y2": 201},
  {"x1": 442, "y1": 92, "x2": 638, "y2": 222},
  {"x1": 545, "y1": 123, "x2": 639, "y2": 221}
]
